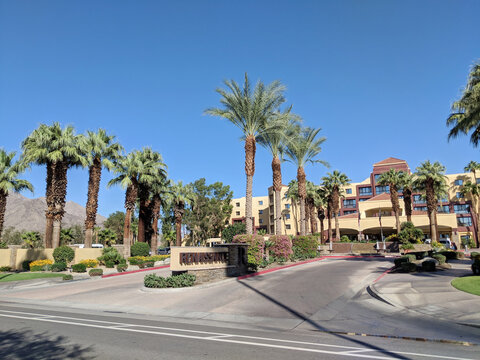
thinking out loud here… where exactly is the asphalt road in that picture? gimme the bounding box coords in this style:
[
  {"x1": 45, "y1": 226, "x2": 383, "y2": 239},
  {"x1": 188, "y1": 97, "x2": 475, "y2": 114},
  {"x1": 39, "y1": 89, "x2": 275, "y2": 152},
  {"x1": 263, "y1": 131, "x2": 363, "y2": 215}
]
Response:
[{"x1": 1, "y1": 258, "x2": 479, "y2": 359}]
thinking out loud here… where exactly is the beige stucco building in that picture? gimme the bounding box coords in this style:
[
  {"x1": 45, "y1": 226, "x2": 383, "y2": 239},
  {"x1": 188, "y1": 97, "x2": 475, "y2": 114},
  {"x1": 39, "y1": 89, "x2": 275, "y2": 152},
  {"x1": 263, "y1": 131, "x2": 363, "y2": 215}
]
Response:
[{"x1": 228, "y1": 157, "x2": 478, "y2": 247}]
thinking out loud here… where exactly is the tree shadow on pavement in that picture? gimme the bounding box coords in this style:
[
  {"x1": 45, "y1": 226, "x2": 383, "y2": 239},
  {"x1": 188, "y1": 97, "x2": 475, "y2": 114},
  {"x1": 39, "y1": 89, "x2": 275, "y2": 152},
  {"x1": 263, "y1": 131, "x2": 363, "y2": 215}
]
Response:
[
  {"x1": 237, "y1": 279, "x2": 410, "y2": 360},
  {"x1": 0, "y1": 329, "x2": 95, "y2": 360}
]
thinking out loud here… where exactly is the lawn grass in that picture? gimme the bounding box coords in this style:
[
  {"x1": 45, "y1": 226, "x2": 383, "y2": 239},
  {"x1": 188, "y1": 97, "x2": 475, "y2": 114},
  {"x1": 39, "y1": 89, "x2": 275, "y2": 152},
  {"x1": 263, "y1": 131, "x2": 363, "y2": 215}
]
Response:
[
  {"x1": 0, "y1": 272, "x2": 65, "y2": 283},
  {"x1": 451, "y1": 276, "x2": 480, "y2": 296}
]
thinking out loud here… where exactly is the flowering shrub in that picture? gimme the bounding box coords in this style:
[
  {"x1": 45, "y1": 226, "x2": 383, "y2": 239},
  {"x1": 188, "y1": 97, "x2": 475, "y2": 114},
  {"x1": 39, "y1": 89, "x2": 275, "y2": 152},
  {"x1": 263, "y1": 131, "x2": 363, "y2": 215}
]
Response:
[
  {"x1": 79, "y1": 259, "x2": 98, "y2": 268},
  {"x1": 232, "y1": 234, "x2": 265, "y2": 270},
  {"x1": 292, "y1": 236, "x2": 319, "y2": 259},
  {"x1": 29, "y1": 259, "x2": 53, "y2": 271},
  {"x1": 268, "y1": 235, "x2": 292, "y2": 262},
  {"x1": 128, "y1": 255, "x2": 169, "y2": 265}
]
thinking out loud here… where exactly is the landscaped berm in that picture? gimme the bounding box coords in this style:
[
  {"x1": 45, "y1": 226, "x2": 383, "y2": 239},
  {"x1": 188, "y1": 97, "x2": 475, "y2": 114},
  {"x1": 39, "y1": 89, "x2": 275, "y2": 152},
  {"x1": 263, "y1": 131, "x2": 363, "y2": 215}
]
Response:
[{"x1": 452, "y1": 276, "x2": 480, "y2": 296}]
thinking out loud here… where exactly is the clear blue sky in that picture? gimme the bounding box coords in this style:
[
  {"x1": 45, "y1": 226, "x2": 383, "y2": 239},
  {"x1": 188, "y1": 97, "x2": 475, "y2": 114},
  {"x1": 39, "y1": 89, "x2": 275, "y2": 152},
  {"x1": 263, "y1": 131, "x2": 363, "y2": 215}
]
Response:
[{"x1": 1, "y1": 0, "x2": 479, "y2": 217}]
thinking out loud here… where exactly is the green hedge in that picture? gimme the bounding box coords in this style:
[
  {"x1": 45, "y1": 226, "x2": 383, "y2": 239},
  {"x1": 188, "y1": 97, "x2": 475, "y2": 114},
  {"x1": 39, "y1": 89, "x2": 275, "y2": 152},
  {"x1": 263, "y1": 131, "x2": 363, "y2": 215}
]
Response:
[
  {"x1": 144, "y1": 273, "x2": 196, "y2": 288},
  {"x1": 401, "y1": 262, "x2": 417, "y2": 272},
  {"x1": 117, "y1": 264, "x2": 128, "y2": 272},
  {"x1": 51, "y1": 262, "x2": 67, "y2": 272},
  {"x1": 432, "y1": 253, "x2": 446, "y2": 265},
  {"x1": 131, "y1": 242, "x2": 150, "y2": 257},
  {"x1": 53, "y1": 246, "x2": 75, "y2": 263},
  {"x1": 292, "y1": 236, "x2": 319, "y2": 260},
  {"x1": 72, "y1": 263, "x2": 87, "y2": 273},
  {"x1": 422, "y1": 260, "x2": 436, "y2": 272},
  {"x1": 89, "y1": 268, "x2": 103, "y2": 276},
  {"x1": 62, "y1": 274, "x2": 73, "y2": 281}
]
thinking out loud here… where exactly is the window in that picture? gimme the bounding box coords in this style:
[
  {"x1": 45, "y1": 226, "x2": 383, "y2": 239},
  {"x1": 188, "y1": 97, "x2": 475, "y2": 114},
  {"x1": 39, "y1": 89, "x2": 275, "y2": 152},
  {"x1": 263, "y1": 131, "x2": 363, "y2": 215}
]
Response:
[
  {"x1": 438, "y1": 205, "x2": 450, "y2": 213},
  {"x1": 344, "y1": 210, "x2": 357, "y2": 215},
  {"x1": 284, "y1": 213, "x2": 290, "y2": 219},
  {"x1": 258, "y1": 200, "x2": 263, "y2": 205},
  {"x1": 457, "y1": 217, "x2": 472, "y2": 226},
  {"x1": 359, "y1": 198, "x2": 370, "y2": 202},
  {"x1": 236, "y1": 202, "x2": 240, "y2": 207},
  {"x1": 456, "y1": 192, "x2": 464, "y2": 199},
  {"x1": 454, "y1": 204, "x2": 470, "y2": 214},
  {"x1": 235, "y1": 211, "x2": 240, "y2": 216},
  {"x1": 359, "y1": 187, "x2": 372, "y2": 195},
  {"x1": 375, "y1": 185, "x2": 389, "y2": 194},
  {"x1": 454, "y1": 179, "x2": 463, "y2": 186},
  {"x1": 374, "y1": 174, "x2": 381, "y2": 183},
  {"x1": 343, "y1": 199, "x2": 356, "y2": 208},
  {"x1": 397, "y1": 187, "x2": 403, "y2": 193},
  {"x1": 259, "y1": 210, "x2": 263, "y2": 214},
  {"x1": 286, "y1": 224, "x2": 291, "y2": 230},
  {"x1": 345, "y1": 188, "x2": 352, "y2": 194},
  {"x1": 285, "y1": 204, "x2": 290, "y2": 209},
  {"x1": 414, "y1": 206, "x2": 428, "y2": 212},
  {"x1": 413, "y1": 194, "x2": 424, "y2": 203},
  {"x1": 477, "y1": 178, "x2": 480, "y2": 185},
  {"x1": 259, "y1": 219, "x2": 263, "y2": 224},
  {"x1": 439, "y1": 197, "x2": 448, "y2": 203}
]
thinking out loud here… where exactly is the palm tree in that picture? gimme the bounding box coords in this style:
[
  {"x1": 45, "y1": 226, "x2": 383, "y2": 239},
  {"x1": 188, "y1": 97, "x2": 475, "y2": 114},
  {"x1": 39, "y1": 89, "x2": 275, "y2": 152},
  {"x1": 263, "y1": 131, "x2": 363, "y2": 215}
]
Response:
[
  {"x1": 377, "y1": 169, "x2": 403, "y2": 233},
  {"x1": 465, "y1": 161, "x2": 480, "y2": 182},
  {"x1": 171, "y1": 181, "x2": 195, "y2": 246},
  {"x1": 400, "y1": 172, "x2": 414, "y2": 222},
  {"x1": 149, "y1": 178, "x2": 172, "y2": 254},
  {"x1": 0, "y1": 149, "x2": 33, "y2": 240},
  {"x1": 285, "y1": 179, "x2": 300, "y2": 235},
  {"x1": 321, "y1": 171, "x2": 350, "y2": 240},
  {"x1": 108, "y1": 151, "x2": 143, "y2": 255},
  {"x1": 447, "y1": 62, "x2": 480, "y2": 146},
  {"x1": 460, "y1": 180, "x2": 480, "y2": 247},
  {"x1": 314, "y1": 186, "x2": 329, "y2": 243},
  {"x1": 22, "y1": 123, "x2": 86, "y2": 248},
  {"x1": 205, "y1": 73, "x2": 287, "y2": 234},
  {"x1": 81, "y1": 129, "x2": 123, "y2": 248},
  {"x1": 257, "y1": 111, "x2": 298, "y2": 235},
  {"x1": 305, "y1": 181, "x2": 318, "y2": 234},
  {"x1": 285, "y1": 127, "x2": 328, "y2": 236},
  {"x1": 413, "y1": 161, "x2": 447, "y2": 242}
]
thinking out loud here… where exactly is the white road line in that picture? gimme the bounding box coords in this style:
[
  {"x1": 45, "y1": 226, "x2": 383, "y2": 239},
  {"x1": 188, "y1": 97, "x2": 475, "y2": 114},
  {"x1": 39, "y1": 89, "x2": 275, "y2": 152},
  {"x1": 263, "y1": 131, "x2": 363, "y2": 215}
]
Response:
[{"x1": 0, "y1": 310, "x2": 475, "y2": 360}]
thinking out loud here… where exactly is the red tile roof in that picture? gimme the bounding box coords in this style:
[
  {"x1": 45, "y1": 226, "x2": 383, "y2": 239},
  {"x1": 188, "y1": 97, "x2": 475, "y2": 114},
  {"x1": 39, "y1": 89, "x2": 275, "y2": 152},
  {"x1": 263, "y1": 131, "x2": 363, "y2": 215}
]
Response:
[{"x1": 373, "y1": 157, "x2": 407, "y2": 166}]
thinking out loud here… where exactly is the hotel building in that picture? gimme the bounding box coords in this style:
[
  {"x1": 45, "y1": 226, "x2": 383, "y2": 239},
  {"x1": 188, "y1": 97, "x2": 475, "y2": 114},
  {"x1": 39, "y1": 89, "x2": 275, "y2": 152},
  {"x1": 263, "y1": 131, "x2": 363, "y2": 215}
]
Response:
[{"x1": 229, "y1": 157, "x2": 478, "y2": 247}]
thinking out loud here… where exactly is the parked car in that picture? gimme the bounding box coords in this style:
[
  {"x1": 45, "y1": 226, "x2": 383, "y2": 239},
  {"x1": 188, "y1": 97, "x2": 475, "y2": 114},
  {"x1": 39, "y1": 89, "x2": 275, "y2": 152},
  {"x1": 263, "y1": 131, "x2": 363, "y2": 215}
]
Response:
[
  {"x1": 77, "y1": 244, "x2": 104, "y2": 249},
  {"x1": 157, "y1": 247, "x2": 171, "y2": 255},
  {"x1": 439, "y1": 239, "x2": 453, "y2": 249}
]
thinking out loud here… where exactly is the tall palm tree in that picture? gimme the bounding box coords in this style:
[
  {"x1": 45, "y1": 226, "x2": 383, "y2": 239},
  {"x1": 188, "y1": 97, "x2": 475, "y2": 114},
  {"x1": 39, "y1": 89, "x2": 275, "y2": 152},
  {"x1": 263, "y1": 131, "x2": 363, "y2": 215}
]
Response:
[
  {"x1": 322, "y1": 171, "x2": 350, "y2": 241},
  {"x1": 171, "y1": 181, "x2": 195, "y2": 246},
  {"x1": 81, "y1": 129, "x2": 123, "y2": 248},
  {"x1": 285, "y1": 127, "x2": 328, "y2": 236},
  {"x1": 314, "y1": 186, "x2": 328, "y2": 243},
  {"x1": 257, "y1": 111, "x2": 298, "y2": 235},
  {"x1": 305, "y1": 181, "x2": 318, "y2": 234},
  {"x1": 413, "y1": 161, "x2": 447, "y2": 242},
  {"x1": 149, "y1": 178, "x2": 172, "y2": 254},
  {"x1": 377, "y1": 169, "x2": 403, "y2": 233},
  {"x1": 447, "y1": 62, "x2": 480, "y2": 146},
  {"x1": 400, "y1": 172, "x2": 414, "y2": 222},
  {"x1": 460, "y1": 180, "x2": 480, "y2": 247},
  {"x1": 0, "y1": 150, "x2": 33, "y2": 240},
  {"x1": 136, "y1": 148, "x2": 167, "y2": 243},
  {"x1": 205, "y1": 73, "x2": 287, "y2": 234},
  {"x1": 465, "y1": 161, "x2": 480, "y2": 182},
  {"x1": 285, "y1": 179, "x2": 300, "y2": 235},
  {"x1": 22, "y1": 123, "x2": 86, "y2": 248}
]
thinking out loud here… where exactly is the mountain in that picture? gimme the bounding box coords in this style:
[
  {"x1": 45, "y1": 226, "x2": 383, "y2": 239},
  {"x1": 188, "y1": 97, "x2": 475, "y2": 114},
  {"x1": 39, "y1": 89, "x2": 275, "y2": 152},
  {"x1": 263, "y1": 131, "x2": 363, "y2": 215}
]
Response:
[{"x1": 4, "y1": 192, "x2": 106, "y2": 232}]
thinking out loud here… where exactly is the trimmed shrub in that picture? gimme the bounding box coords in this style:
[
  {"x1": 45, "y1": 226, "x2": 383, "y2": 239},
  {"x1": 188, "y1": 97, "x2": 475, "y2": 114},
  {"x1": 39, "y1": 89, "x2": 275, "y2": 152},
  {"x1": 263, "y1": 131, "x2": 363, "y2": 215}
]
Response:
[
  {"x1": 62, "y1": 274, "x2": 73, "y2": 281},
  {"x1": 432, "y1": 253, "x2": 446, "y2": 265},
  {"x1": 105, "y1": 260, "x2": 115, "y2": 268},
  {"x1": 422, "y1": 260, "x2": 436, "y2": 272},
  {"x1": 144, "y1": 273, "x2": 196, "y2": 288},
  {"x1": 72, "y1": 263, "x2": 87, "y2": 273},
  {"x1": 405, "y1": 254, "x2": 416, "y2": 263},
  {"x1": 51, "y1": 262, "x2": 67, "y2": 272},
  {"x1": 29, "y1": 259, "x2": 53, "y2": 271},
  {"x1": 53, "y1": 246, "x2": 75, "y2": 264},
  {"x1": 117, "y1": 264, "x2": 128, "y2": 272},
  {"x1": 0, "y1": 266, "x2": 12, "y2": 272},
  {"x1": 268, "y1": 235, "x2": 293, "y2": 262},
  {"x1": 438, "y1": 251, "x2": 458, "y2": 260},
  {"x1": 232, "y1": 234, "x2": 265, "y2": 270},
  {"x1": 22, "y1": 260, "x2": 32, "y2": 271},
  {"x1": 97, "y1": 247, "x2": 123, "y2": 265},
  {"x1": 471, "y1": 252, "x2": 480, "y2": 260},
  {"x1": 89, "y1": 268, "x2": 103, "y2": 276},
  {"x1": 79, "y1": 259, "x2": 98, "y2": 268},
  {"x1": 401, "y1": 262, "x2": 417, "y2": 273},
  {"x1": 394, "y1": 256, "x2": 410, "y2": 267},
  {"x1": 472, "y1": 260, "x2": 480, "y2": 275},
  {"x1": 292, "y1": 236, "x2": 319, "y2": 260},
  {"x1": 131, "y1": 242, "x2": 150, "y2": 257}
]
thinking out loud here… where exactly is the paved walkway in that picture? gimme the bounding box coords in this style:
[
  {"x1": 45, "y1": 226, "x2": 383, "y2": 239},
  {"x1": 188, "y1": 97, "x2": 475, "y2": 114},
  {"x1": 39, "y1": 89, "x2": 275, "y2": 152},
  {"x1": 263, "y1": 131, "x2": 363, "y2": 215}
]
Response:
[{"x1": 369, "y1": 259, "x2": 480, "y2": 327}]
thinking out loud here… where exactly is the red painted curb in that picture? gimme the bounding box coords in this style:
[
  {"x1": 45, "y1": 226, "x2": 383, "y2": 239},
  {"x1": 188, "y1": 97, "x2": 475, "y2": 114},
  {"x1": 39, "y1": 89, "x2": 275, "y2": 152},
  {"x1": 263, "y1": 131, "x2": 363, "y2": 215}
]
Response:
[
  {"x1": 101, "y1": 265, "x2": 170, "y2": 278},
  {"x1": 373, "y1": 266, "x2": 395, "y2": 283}
]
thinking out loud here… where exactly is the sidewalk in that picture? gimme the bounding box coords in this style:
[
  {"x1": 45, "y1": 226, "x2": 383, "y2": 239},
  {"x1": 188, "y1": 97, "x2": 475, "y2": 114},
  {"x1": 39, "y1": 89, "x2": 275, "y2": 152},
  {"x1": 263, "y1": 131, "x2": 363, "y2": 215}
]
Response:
[{"x1": 369, "y1": 260, "x2": 480, "y2": 327}]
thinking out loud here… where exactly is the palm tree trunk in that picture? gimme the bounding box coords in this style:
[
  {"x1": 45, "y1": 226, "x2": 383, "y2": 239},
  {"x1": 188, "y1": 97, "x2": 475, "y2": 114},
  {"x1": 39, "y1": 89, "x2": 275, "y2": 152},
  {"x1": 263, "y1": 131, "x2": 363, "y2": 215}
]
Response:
[
  {"x1": 327, "y1": 204, "x2": 332, "y2": 242},
  {"x1": 245, "y1": 135, "x2": 256, "y2": 235},
  {"x1": 84, "y1": 158, "x2": 102, "y2": 248},
  {"x1": 175, "y1": 205, "x2": 184, "y2": 246},
  {"x1": 320, "y1": 215, "x2": 325, "y2": 243},
  {"x1": 52, "y1": 161, "x2": 68, "y2": 248},
  {"x1": 150, "y1": 197, "x2": 161, "y2": 255},
  {"x1": 299, "y1": 198, "x2": 306, "y2": 236},
  {"x1": 305, "y1": 201, "x2": 311, "y2": 234},
  {"x1": 390, "y1": 185, "x2": 401, "y2": 233},
  {"x1": 334, "y1": 213, "x2": 340, "y2": 240},
  {"x1": 272, "y1": 156, "x2": 283, "y2": 235},
  {"x1": 426, "y1": 179, "x2": 438, "y2": 242},
  {"x1": 297, "y1": 167, "x2": 307, "y2": 236},
  {"x1": 123, "y1": 182, "x2": 137, "y2": 257},
  {"x1": 403, "y1": 188, "x2": 412, "y2": 222},
  {"x1": 44, "y1": 162, "x2": 55, "y2": 248},
  {"x1": 0, "y1": 191, "x2": 7, "y2": 240},
  {"x1": 332, "y1": 189, "x2": 340, "y2": 240},
  {"x1": 310, "y1": 202, "x2": 318, "y2": 234}
]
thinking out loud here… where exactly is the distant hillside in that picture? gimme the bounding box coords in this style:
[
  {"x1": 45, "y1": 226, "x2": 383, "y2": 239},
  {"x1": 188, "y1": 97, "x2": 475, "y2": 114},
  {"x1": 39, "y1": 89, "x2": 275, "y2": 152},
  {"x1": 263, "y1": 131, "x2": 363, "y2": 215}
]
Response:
[{"x1": 4, "y1": 192, "x2": 106, "y2": 232}]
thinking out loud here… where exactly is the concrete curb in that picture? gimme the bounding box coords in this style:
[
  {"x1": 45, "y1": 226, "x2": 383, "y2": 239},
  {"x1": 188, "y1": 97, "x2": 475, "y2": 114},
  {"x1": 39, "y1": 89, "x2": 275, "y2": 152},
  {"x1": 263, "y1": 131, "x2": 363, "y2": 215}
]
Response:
[{"x1": 101, "y1": 265, "x2": 170, "y2": 278}]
